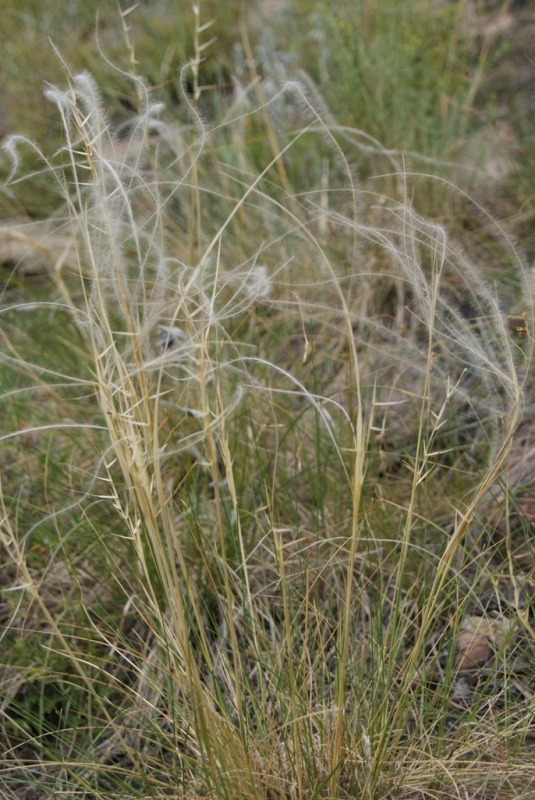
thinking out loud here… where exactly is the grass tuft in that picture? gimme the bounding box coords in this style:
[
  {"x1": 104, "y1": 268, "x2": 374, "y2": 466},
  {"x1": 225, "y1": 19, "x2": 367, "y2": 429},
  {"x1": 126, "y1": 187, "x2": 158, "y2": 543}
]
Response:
[{"x1": 1, "y1": 8, "x2": 534, "y2": 800}]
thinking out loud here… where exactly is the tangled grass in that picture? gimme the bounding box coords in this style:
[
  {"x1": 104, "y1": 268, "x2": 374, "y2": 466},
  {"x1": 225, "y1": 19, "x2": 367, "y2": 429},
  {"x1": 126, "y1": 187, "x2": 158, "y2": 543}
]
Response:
[{"x1": 1, "y1": 10, "x2": 534, "y2": 799}]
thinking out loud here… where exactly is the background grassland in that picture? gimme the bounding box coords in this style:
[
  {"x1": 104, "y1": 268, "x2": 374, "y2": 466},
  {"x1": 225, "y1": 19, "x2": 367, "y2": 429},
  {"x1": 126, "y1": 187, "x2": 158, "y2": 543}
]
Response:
[{"x1": 1, "y1": 2, "x2": 534, "y2": 799}]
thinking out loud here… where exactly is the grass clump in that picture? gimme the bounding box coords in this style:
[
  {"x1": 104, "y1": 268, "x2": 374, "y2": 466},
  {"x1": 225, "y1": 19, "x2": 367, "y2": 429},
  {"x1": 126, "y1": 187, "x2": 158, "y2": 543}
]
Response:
[{"x1": 1, "y1": 8, "x2": 535, "y2": 800}]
